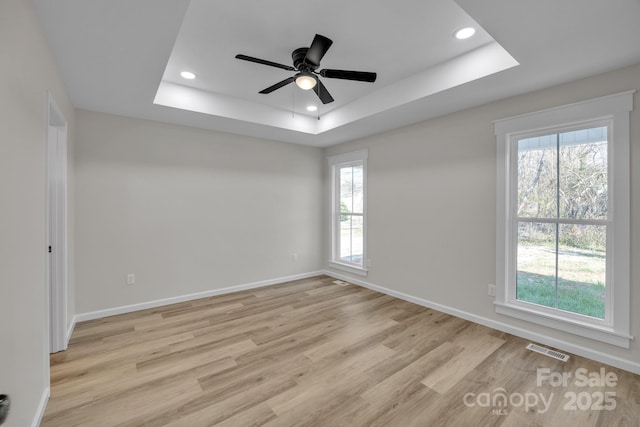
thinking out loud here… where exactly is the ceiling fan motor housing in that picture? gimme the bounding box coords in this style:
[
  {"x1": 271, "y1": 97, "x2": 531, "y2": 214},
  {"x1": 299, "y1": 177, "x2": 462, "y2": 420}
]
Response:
[{"x1": 292, "y1": 47, "x2": 314, "y2": 71}]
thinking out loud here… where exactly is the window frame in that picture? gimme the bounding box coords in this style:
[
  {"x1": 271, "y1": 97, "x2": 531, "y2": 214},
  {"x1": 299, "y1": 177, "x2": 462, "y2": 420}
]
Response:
[
  {"x1": 510, "y1": 120, "x2": 612, "y2": 322},
  {"x1": 328, "y1": 149, "x2": 368, "y2": 276},
  {"x1": 494, "y1": 91, "x2": 634, "y2": 348}
]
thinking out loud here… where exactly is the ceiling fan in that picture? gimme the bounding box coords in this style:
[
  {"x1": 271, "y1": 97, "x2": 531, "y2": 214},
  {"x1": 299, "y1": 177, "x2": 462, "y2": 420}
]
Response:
[{"x1": 235, "y1": 34, "x2": 377, "y2": 104}]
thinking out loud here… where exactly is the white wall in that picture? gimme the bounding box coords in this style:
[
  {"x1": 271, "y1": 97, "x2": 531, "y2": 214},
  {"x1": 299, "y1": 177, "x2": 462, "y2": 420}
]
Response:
[
  {"x1": 0, "y1": 0, "x2": 75, "y2": 425},
  {"x1": 325, "y1": 63, "x2": 640, "y2": 372},
  {"x1": 74, "y1": 110, "x2": 323, "y2": 313}
]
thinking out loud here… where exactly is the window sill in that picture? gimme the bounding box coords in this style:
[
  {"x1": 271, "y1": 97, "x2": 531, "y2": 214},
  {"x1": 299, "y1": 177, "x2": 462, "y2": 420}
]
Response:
[
  {"x1": 328, "y1": 261, "x2": 368, "y2": 277},
  {"x1": 494, "y1": 301, "x2": 633, "y2": 348}
]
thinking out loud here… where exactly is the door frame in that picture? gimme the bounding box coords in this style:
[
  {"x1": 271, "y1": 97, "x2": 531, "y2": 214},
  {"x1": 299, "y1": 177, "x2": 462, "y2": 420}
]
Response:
[{"x1": 46, "y1": 93, "x2": 68, "y2": 354}]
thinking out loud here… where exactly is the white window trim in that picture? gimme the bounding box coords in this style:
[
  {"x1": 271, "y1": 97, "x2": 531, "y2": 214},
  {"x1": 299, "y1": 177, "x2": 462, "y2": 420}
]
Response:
[
  {"x1": 494, "y1": 91, "x2": 634, "y2": 348},
  {"x1": 328, "y1": 149, "x2": 368, "y2": 277}
]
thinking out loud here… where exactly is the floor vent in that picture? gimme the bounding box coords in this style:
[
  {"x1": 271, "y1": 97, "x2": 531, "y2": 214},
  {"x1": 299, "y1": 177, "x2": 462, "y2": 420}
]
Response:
[
  {"x1": 526, "y1": 343, "x2": 570, "y2": 362},
  {"x1": 333, "y1": 280, "x2": 350, "y2": 287}
]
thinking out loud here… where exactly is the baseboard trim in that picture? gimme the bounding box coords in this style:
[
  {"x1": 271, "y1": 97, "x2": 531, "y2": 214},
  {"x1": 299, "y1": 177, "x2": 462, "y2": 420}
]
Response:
[
  {"x1": 75, "y1": 271, "x2": 324, "y2": 323},
  {"x1": 32, "y1": 386, "x2": 50, "y2": 427},
  {"x1": 323, "y1": 270, "x2": 640, "y2": 375},
  {"x1": 65, "y1": 315, "x2": 77, "y2": 347}
]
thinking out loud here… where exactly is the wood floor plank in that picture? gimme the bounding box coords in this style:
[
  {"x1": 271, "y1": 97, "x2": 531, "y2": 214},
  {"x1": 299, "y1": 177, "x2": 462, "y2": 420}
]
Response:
[
  {"x1": 42, "y1": 275, "x2": 640, "y2": 426},
  {"x1": 211, "y1": 403, "x2": 278, "y2": 427},
  {"x1": 150, "y1": 377, "x2": 297, "y2": 427},
  {"x1": 136, "y1": 338, "x2": 256, "y2": 376},
  {"x1": 302, "y1": 317, "x2": 399, "y2": 361},
  {"x1": 267, "y1": 343, "x2": 397, "y2": 417},
  {"x1": 43, "y1": 372, "x2": 202, "y2": 426},
  {"x1": 361, "y1": 341, "x2": 460, "y2": 408},
  {"x1": 50, "y1": 331, "x2": 195, "y2": 384},
  {"x1": 421, "y1": 332, "x2": 506, "y2": 394}
]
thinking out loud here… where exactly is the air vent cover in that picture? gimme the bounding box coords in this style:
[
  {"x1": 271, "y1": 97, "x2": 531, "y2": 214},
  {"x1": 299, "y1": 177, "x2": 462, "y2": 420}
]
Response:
[{"x1": 527, "y1": 343, "x2": 570, "y2": 362}]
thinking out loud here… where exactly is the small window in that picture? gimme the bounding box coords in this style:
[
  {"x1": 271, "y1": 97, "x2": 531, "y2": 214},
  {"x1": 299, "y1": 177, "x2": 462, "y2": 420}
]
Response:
[
  {"x1": 328, "y1": 150, "x2": 368, "y2": 276},
  {"x1": 494, "y1": 92, "x2": 633, "y2": 348}
]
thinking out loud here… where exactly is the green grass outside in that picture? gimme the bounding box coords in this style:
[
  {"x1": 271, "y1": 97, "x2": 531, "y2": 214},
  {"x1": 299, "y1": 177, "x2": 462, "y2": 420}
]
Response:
[
  {"x1": 516, "y1": 271, "x2": 605, "y2": 319},
  {"x1": 516, "y1": 244, "x2": 606, "y2": 319}
]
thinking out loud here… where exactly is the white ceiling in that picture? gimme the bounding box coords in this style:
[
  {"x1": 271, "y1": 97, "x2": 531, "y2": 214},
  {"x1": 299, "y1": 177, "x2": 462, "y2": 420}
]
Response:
[{"x1": 34, "y1": 0, "x2": 640, "y2": 147}]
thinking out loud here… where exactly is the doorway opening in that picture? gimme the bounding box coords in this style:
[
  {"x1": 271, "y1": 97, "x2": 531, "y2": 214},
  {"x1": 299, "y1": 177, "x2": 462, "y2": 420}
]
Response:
[{"x1": 46, "y1": 93, "x2": 68, "y2": 354}]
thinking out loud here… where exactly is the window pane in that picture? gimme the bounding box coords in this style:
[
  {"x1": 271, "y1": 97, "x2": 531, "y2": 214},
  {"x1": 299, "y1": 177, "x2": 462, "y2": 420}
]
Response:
[
  {"x1": 340, "y1": 166, "x2": 353, "y2": 213},
  {"x1": 516, "y1": 222, "x2": 556, "y2": 308},
  {"x1": 339, "y1": 215, "x2": 352, "y2": 262},
  {"x1": 557, "y1": 224, "x2": 606, "y2": 319},
  {"x1": 340, "y1": 214, "x2": 363, "y2": 265},
  {"x1": 340, "y1": 164, "x2": 363, "y2": 214},
  {"x1": 517, "y1": 135, "x2": 558, "y2": 218},
  {"x1": 559, "y1": 127, "x2": 608, "y2": 220},
  {"x1": 352, "y1": 165, "x2": 364, "y2": 213}
]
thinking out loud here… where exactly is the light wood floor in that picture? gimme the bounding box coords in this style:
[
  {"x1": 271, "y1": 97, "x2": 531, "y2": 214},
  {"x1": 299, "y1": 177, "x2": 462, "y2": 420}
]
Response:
[{"x1": 43, "y1": 276, "x2": 639, "y2": 427}]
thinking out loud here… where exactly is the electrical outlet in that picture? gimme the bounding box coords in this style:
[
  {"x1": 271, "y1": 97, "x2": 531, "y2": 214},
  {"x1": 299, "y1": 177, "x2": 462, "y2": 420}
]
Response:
[
  {"x1": 488, "y1": 284, "x2": 496, "y2": 297},
  {"x1": 367, "y1": 258, "x2": 372, "y2": 268},
  {"x1": 292, "y1": 253, "x2": 298, "y2": 263},
  {"x1": 127, "y1": 273, "x2": 135, "y2": 285}
]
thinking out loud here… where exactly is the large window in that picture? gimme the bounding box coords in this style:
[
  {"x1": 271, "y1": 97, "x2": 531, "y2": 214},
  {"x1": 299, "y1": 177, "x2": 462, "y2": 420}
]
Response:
[
  {"x1": 495, "y1": 92, "x2": 633, "y2": 347},
  {"x1": 516, "y1": 125, "x2": 608, "y2": 319},
  {"x1": 328, "y1": 150, "x2": 368, "y2": 276}
]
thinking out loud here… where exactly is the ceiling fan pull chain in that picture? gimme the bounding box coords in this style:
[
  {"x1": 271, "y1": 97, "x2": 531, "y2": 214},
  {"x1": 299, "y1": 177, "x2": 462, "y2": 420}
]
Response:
[{"x1": 291, "y1": 81, "x2": 295, "y2": 118}]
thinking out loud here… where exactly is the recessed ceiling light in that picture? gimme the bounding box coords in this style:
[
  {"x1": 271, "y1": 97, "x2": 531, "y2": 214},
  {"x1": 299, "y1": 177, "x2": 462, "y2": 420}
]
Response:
[
  {"x1": 180, "y1": 71, "x2": 196, "y2": 80},
  {"x1": 454, "y1": 27, "x2": 476, "y2": 40},
  {"x1": 306, "y1": 105, "x2": 318, "y2": 112}
]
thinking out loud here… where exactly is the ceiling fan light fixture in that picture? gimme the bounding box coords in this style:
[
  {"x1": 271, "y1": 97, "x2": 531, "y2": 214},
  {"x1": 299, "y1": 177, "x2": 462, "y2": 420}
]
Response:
[
  {"x1": 295, "y1": 73, "x2": 317, "y2": 90},
  {"x1": 454, "y1": 27, "x2": 476, "y2": 40}
]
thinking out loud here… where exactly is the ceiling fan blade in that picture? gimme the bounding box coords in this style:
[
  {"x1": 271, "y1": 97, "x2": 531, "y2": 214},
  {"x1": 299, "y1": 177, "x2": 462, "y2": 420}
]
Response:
[
  {"x1": 313, "y1": 79, "x2": 334, "y2": 104},
  {"x1": 259, "y1": 76, "x2": 295, "y2": 94},
  {"x1": 320, "y1": 69, "x2": 377, "y2": 82},
  {"x1": 304, "y1": 34, "x2": 333, "y2": 67},
  {"x1": 235, "y1": 54, "x2": 295, "y2": 71}
]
